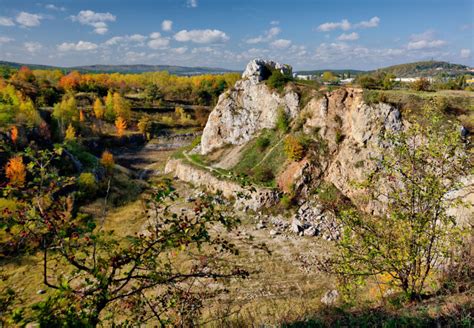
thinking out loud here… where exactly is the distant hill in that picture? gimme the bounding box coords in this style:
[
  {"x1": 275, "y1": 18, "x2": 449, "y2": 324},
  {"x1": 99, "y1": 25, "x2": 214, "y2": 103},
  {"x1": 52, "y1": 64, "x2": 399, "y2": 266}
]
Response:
[
  {"x1": 373, "y1": 61, "x2": 472, "y2": 77},
  {"x1": 295, "y1": 69, "x2": 366, "y2": 76},
  {"x1": 0, "y1": 61, "x2": 237, "y2": 76}
]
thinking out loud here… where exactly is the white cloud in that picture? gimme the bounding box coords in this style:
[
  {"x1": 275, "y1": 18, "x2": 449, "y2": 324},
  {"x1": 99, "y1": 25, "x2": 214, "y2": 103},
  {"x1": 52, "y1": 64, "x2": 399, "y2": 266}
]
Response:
[
  {"x1": 129, "y1": 34, "x2": 147, "y2": 42},
  {"x1": 355, "y1": 16, "x2": 380, "y2": 28},
  {"x1": 71, "y1": 10, "x2": 116, "y2": 34},
  {"x1": 45, "y1": 4, "x2": 66, "y2": 11},
  {"x1": 317, "y1": 19, "x2": 351, "y2": 32},
  {"x1": 24, "y1": 41, "x2": 42, "y2": 53},
  {"x1": 104, "y1": 36, "x2": 123, "y2": 46},
  {"x1": 174, "y1": 29, "x2": 229, "y2": 43},
  {"x1": 270, "y1": 20, "x2": 279, "y2": 25},
  {"x1": 58, "y1": 40, "x2": 98, "y2": 51},
  {"x1": 0, "y1": 36, "x2": 14, "y2": 44},
  {"x1": 246, "y1": 27, "x2": 281, "y2": 44},
  {"x1": 407, "y1": 30, "x2": 446, "y2": 50},
  {"x1": 16, "y1": 12, "x2": 43, "y2": 27},
  {"x1": 337, "y1": 32, "x2": 359, "y2": 41},
  {"x1": 187, "y1": 0, "x2": 198, "y2": 8},
  {"x1": 148, "y1": 32, "x2": 170, "y2": 49},
  {"x1": 148, "y1": 38, "x2": 170, "y2": 49},
  {"x1": 407, "y1": 39, "x2": 446, "y2": 50},
  {"x1": 460, "y1": 49, "x2": 471, "y2": 58},
  {"x1": 0, "y1": 16, "x2": 15, "y2": 26},
  {"x1": 172, "y1": 47, "x2": 188, "y2": 54},
  {"x1": 317, "y1": 17, "x2": 380, "y2": 32},
  {"x1": 162, "y1": 19, "x2": 173, "y2": 31},
  {"x1": 271, "y1": 39, "x2": 292, "y2": 49}
]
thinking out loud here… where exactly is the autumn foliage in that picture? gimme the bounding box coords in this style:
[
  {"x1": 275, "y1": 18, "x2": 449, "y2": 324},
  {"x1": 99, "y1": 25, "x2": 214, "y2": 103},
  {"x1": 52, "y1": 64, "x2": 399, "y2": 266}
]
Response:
[
  {"x1": 115, "y1": 117, "x2": 127, "y2": 137},
  {"x1": 5, "y1": 156, "x2": 26, "y2": 187},
  {"x1": 10, "y1": 126, "x2": 18, "y2": 144},
  {"x1": 284, "y1": 135, "x2": 304, "y2": 161},
  {"x1": 100, "y1": 150, "x2": 115, "y2": 173}
]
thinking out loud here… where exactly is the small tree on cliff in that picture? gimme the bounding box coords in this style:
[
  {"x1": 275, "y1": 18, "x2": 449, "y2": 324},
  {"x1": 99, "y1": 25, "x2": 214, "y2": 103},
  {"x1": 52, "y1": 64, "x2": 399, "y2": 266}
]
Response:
[{"x1": 323, "y1": 109, "x2": 472, "y2": 300}]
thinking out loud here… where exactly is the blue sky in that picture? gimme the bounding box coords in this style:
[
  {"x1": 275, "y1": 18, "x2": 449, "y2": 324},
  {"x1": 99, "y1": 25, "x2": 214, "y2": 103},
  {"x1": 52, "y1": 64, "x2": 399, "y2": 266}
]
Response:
[{"x1": 0, "y1": 0, "x2": 472, "y2": 70}]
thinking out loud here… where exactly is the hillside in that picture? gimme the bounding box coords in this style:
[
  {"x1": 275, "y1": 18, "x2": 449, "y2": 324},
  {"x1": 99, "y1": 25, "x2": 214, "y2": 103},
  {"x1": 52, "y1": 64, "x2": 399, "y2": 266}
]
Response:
[
  {"x1": 373, "y1": 60, "x2": 472, "y2": 77},
  {"x1": 0, "y1": 60, "x2": 236, "y2": 75},
  {"x1": 296, "y1": 69, "x2": 366, "y2": 76}
]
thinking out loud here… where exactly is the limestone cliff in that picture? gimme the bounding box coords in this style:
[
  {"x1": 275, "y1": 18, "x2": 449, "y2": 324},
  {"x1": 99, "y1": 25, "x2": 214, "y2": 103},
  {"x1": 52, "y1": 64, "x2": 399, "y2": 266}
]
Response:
[
  {"x1": 200, "y1": 59, "x2": 299, "y2": 154},
  {"x1": 167, "y1": 59, "x2": 472, "y2": 220}
]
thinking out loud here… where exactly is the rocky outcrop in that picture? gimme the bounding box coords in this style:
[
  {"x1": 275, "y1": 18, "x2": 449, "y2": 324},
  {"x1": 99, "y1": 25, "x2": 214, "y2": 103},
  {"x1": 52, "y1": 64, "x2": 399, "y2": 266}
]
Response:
[
  {"x1": 302, "y1": 88, "x2": 403, "y2": 210},
  {"x1": 242, "y1": 58, "x2": 292, "y2": 84},
  {"x1": 200, "y1": 59, "x2": 299, "y2": 154},
  {"x1": 164, "y1": 159, "x2": 279, "y2": 210}
]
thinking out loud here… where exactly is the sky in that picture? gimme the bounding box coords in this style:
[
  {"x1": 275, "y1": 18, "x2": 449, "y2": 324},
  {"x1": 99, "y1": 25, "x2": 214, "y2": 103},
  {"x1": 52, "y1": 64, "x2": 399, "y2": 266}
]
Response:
[{"x1": 0, "y1": 0, "x2": 473, "y2": 70}]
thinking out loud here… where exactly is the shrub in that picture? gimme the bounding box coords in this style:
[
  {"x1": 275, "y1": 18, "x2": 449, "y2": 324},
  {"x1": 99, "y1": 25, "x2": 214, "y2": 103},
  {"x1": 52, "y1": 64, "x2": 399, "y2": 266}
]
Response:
[
  {"x1": 357, "y1": 75, "x2": 381, "y2": 89},
  {"x1": 266, "y1": 69, "x2": 292, "y2": 92},
  {"x1": 276, "y1": 107, "x2": 289, "y2": 133},
  {"x1": 137, "y1": 116, "x2": 151, "y2": 139},
  {"x1": 77, "y1": 172, "x2": 97, "y2": 194},
  {"x1": 411, "y1": 78, "x2": 431, "y2": 91},
  {"x1": 253, "y1": 167, "x2": 274, "y2": 183},
  {"x1": 284, "y1": 135, "x2": 304, "y2": 161},
  {"x1": 256, "y1": 136, "x2": 270, "y2": 150}
]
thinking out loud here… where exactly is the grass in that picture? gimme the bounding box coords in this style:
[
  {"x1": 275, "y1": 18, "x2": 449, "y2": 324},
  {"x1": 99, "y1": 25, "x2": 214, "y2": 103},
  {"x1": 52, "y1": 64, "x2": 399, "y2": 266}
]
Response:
[
  {"x1": 362, "y1": 89, "x2": 474, "y2": 129},
  {"x1": 231, "y1": 129, "x2": 287, "y2": 187}
]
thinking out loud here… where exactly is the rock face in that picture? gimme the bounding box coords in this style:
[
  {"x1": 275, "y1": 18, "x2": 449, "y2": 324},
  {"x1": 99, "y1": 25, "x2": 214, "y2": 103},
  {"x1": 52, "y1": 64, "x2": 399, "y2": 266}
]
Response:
[
  {"x1": 242, "y1": 58, "x2": 292, "y2": 84},
  {"x1": 302, "y1": 88, "x2": 403, "y2": 210},
  {"x1": 164, "y1": 159, "x2": 279, "y2": 210},
  {"x1": 200, "y1": 59, "x2": 299, "y2": 154}
]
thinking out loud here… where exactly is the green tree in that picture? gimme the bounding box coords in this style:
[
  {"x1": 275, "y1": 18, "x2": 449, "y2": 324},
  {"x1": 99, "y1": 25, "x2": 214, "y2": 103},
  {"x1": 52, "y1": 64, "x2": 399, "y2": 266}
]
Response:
[
  {"x1": 113, "y1": 92, "x2": 131, "y2": 123},
  {"x1": 52, "y1": 95, "x2": 78, "y2": 136},
  {"x1": 322, "y1": 71, "x2": 336, "y2": 83},
  {"x1": 325, "y1": 109, "x2": 472, "y2": 300}
]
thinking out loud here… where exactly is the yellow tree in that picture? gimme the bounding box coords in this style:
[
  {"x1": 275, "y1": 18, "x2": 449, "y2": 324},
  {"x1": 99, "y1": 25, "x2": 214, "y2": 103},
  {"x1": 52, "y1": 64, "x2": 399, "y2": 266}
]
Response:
[
  {"x1": 5, "y1": 156, "x2": 26, "y2": 187},
  {"x1": 65, "y1": 124, "x2": 76, "y2": 142},
  {"x1": 93, "y1": 98, "x2": 105, "y2": 120},
  {"x1": 115, "y1": 117, "x2": 127, "y2": 137}
]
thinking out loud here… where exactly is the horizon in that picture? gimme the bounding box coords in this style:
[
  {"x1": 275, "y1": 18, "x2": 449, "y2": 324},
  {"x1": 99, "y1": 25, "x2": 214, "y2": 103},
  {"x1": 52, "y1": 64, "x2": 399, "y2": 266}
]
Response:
[
  {"x1": 0, "y1": 0, "x2": 473, "y2": 70},
  {"x1": 1, "y1": 58, "x2": 471, "y2": 73}
]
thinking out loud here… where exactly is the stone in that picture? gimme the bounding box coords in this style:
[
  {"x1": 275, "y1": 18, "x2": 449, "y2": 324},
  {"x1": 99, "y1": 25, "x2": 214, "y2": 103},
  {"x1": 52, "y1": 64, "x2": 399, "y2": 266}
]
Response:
[
  {"x1": 321, "y1": 289, "x2": 339, "y2": 305},
  {"x1": 37, "y1": 289, "x2": 46, "y2": 295},
  {"x1": 303, "y1": 226, "x2": 318, "y2": 236},
  {"x1": 269, "y1": 229, "x2": 280, "y2": 237},
  {"x1": 256, "y1": 221, "x2": 266, "y2": 230},
  {"x1": 291, "y1": 218, "x2": 303, "y2": 233}
]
